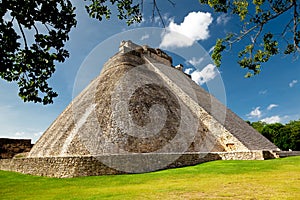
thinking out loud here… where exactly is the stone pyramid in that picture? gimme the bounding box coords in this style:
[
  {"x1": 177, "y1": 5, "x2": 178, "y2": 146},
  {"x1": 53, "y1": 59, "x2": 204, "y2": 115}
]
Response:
[{"x1": 24, "y1": 41, "x2": 279, "y2": 176}]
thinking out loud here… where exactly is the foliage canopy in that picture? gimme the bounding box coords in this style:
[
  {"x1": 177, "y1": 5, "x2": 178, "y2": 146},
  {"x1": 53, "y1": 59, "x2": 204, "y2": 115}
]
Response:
[
  {"x1": 1, "y1": 0, "x2": 76, "y2": 104},
  {"x1": 200, "y1": 0, "x2": 300, "y2": 77},
  {"x1": 1, "y1": 0, "x2": 299, "y2": 104},
  {"x1": 0, "y1": 0, "x2": 141, "y2": 104},
  {"x1": 250, "y1": 120, "x2": 300, "y2": 150}
]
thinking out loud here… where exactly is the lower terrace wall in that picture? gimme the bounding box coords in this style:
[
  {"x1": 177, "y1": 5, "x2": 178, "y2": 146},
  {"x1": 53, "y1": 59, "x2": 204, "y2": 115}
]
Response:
[
  {"x1": 0, "y1": 151, "x2": 272, "y2": 178},
  {"x1": 0, "y1": 138, "x2": 33, "y2": 159}
]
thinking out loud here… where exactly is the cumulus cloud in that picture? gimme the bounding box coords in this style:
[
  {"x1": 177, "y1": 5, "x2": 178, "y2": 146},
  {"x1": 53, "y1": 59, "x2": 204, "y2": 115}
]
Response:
[
  {"x1": 34, "y1": 131, "x2": 43, "y2": 137},
  {"x1": 216, "y1": 14, "x2": 230, "y2": 25},
  {"x1": 15, "y1": 132, "x2": 25, "y2": 136},
  {"x1": 267, "y1": 104, "x2": 278, "y2": 110},
  {"x1": 184, "y1": 68, "x2": 193, "y2": 75},
  {"x1": 0, "y1": 105, "x2": 13, "y2": 112},
  {"x1": 12, "y1": 130, "x2": 43, "y2": 142},
  {"x1": 247, "y1": 107, "x2": 262, "y2": 119},
  {"x1": 187, "y1": 57, "x2": 204, "y2": 66},
  {"x1": 154, "y1": 13, "x2": 172, "y2": 25},
  {"x1": 160, "y1": 31, "x2": 194, "y2": 48},
  {"x1": 160, "y1": 11, "x2": 213, "y2": 48},
  {"x1": 259, "y1": 90, "x2": 268, "y2": 95},
  {"x1": 208, "y1": 46, "x2": 215, "y2": 54},
  {"x1": 289, "y1": 80, "x2": 298, "y2": 87},
  {"x1": 154, "y1": 16, "x2": 161, "y2": 24},
  {"x1": 261, "y1": 115, "x2": 281, "y2": 124},
  {"x1": 185, "y1": 64, "x2": 218, "y2": 85}
]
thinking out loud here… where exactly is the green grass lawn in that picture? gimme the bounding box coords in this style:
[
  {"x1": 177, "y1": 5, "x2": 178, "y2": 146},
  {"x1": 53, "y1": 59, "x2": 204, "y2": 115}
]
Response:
[{"x1": 1, "y1": 156, "x2": 300, "y2": 200}]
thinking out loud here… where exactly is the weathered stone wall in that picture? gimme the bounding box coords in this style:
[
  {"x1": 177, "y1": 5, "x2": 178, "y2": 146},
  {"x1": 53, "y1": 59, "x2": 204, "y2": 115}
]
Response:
[
  {"x1": 275, "y1": 151, "x2": 300, "y2": 158},
  {"x1": 22, "y1": 41, "x2": 281, "y2": 178},
  {"x1": 143, "y1": 56, "x2": 249, "y2": 152},
  {"x1": 0, "y1": 151, "x2": 271, "y2": 178},
  {"x1": 118, "y1": 40, "x2": 172, "y2": 66},
  {"x1": 0, "y1": 138, "x2": 33, "y2": 159},
  {"x1": 28, "y1": 40, "x2": 279, "y2": 159},
  {"x1": 217, "y1": 151, "x2": 276, "y2": 160},
  {"x1": 0, "y1": 156, "x2": 120, "y2": 178}
]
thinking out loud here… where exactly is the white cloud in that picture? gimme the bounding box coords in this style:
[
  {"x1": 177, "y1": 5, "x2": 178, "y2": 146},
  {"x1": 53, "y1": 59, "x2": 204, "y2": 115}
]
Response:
[
  {"x1": 154, "y1": 13, "x2": 172, "y2": 25},
  {"x1": 216, "y1": 14, "x2": 231, "y2": 25},
  {"x1": 162, "y1": 14, "x2": 171, "y2": 22},
  {"x1": 184, "y1": 68, "x2": 193, "y2": 75},
  {"x1": 160, "y1": 31, "x2": 194, "y2": 48},
  {"x1": 15, "y1": 132, "x2": 25, "y2": 136},
  {"x1": 261, "y1": 115, "x2": 281, "y2": 124},
  {"x1": 289, "y1": 80, "x2": 298, "y2": 87},
  {"x1": 185, "y1": 64, "x2": 218, "y2": 85},
  {"x1": 281, "y1": 114, "x2": 300, "y2": 124},
  {"x1": 259, "y1": 90, "x2": 268, "y2": 95},
  {"x1": 0, "y1": 105, "x2": 13, "y2": 112},
  {"x1": 154, "y1": 16, "x2": 161, "y2": 24},
  {"x1": 247, "y1": 107, "x2": 262, "y2": 118},
  {"x1": 267, "y1": 104, "x2": 278, "y2": 110},
  {"x1": 34, "y1": 131, "x2": 43, "y2": 137},
  {"x1": 9, "y1": 131, "x2": 44, "y2": 142},
  {"x1": 140, "y1": 34, "x2": 149, "y2": 40},
  {"x1": 208, "y1": 46, "x2": 215, "y2": 54},
  {"x1": 187, "y1": 57, "x2": 204, "y2": 66},
  {"x1": 160, "y1": 11, "x2": 213, "y2": 48}
]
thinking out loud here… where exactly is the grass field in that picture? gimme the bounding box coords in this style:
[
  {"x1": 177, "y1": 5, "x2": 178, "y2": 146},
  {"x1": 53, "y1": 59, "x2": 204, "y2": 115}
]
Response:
[{"x1": 1, "y1": 156, "x2": 300, "y2": 200}]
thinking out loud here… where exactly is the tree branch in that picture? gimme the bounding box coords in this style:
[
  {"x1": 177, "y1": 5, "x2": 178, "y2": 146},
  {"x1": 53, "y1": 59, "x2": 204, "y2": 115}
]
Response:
[
  {"x1": 229, "y1": 25, "x2": 259, "y2": 44},
  {"x1": 266, "y1": 2, "x2": 294, "y2": 22},
  {"x1": 166, "y1": 0, "x2": 175, "y2": 7},
  {"x1": 252, "y1": 24, "x2": 263, "y2": 44},
  {"x1": 23, "y1": 72, "x2": 30, "y2": 82},
  {"x1": 148, "y1": 0, "x2": 174, "y2": 27},
  {"x1": 33, "y1": 24, "x2": 39, "y2": 35},
  {"x1": 44, "y1": 23, "x2": 51, "y2": 32},
  {"x1": 281, "y1": 18, "x2": 293, "y2": 37},
  {"x1": 292, "y1": 0, "x2": 299, "y2": 51},
  {"x1": 10, "y1": 16, "x2": 15, "y2": 23},
  {"x1": 140, "y1": 0, "x2": 143, "y2": 13},
  {"x1": 229, "y1": 2, "x2": 294, "y2": 44},
  {"x1": 154, "y1": 0, "x2": 165, "y2": 27},
  {"x1": 17, "y1": 21, "x2": 28, "y2": 50},
  {"x1": 151, "y1": 0, "x2": 155, "y2": 23}
]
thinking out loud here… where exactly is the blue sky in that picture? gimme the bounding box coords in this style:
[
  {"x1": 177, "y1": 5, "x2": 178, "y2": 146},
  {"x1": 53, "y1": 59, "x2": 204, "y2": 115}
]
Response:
[{"x1": 1, "y1": 1, "x2": 299, "y2": 142}]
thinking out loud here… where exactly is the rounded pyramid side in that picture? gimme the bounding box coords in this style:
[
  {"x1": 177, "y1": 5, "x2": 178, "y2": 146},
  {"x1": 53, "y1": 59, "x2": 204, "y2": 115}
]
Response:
[
  {"x1": 28, "y1": 52, "x2": 144, "y2": 157},
  {"x1": 28, "y1": 48, "x2": 224, "y2": 157}
]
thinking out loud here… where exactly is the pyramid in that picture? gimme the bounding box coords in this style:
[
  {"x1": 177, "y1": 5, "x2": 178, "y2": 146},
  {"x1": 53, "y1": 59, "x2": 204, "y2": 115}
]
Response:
[{"x1": 24, "y1": 40, "x2": 280, "y2": 176}]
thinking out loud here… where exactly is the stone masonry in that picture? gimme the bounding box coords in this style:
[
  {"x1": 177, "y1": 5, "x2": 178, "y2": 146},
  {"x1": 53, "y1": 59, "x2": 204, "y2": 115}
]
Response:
[
  {"x1": 0, "y1": 138, "x2": 33, "y2": 159},
  {"x1": 0, "y1": 41, "x2": 281, "y2": 178},
  {"x1": 0, "y1": 151, "x2": 276, "y2": 178}
]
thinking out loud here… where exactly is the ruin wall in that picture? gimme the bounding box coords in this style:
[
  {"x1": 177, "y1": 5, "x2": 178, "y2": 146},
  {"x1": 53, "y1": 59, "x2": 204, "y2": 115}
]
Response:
[
  {"x1": 0, "y1": 151, "x2": 274, "y2": 178},
  {"x1": 0, "y1": 138, "x2": 33, "y2": 159}
]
